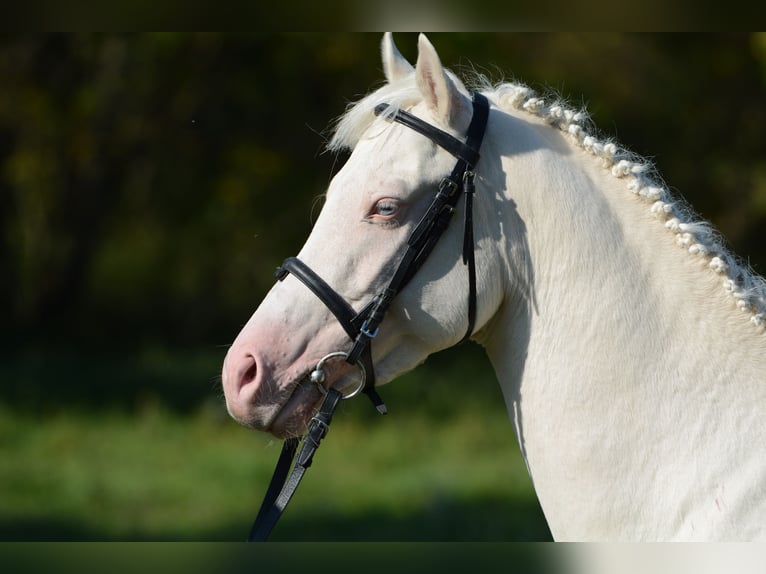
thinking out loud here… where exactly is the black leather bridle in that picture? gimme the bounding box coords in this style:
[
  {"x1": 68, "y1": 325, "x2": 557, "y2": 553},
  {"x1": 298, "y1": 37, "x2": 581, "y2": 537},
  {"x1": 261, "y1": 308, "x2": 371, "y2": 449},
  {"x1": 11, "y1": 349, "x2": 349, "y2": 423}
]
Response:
[{"x1": 247, "y1": 91, "x2": 490, "y2": 541}]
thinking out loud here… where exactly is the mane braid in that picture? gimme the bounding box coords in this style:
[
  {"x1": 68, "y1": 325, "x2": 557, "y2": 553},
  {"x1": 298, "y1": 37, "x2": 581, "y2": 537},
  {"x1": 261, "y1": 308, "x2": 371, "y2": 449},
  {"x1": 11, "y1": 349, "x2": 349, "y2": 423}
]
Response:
[
  {"x1": 478, "y1": 78, "x2": 766, "y2": 332},
  {"x1": 327, "y1": 74, "x2": 766, "y2": 332}
]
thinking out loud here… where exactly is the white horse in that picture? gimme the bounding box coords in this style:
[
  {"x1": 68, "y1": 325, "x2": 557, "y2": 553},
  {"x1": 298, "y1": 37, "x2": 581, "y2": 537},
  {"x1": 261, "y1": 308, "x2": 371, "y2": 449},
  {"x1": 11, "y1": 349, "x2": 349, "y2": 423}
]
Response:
[{"x1": 222, "y1": 33, "x2": 766, "y2": 541}]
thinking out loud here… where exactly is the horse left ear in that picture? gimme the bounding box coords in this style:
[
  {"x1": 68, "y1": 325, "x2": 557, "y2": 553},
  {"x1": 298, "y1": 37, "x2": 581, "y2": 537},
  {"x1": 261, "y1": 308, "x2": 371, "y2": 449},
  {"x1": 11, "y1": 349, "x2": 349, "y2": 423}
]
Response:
[
  {"x1": 382, "y1": 32, "x2": 414, "y2": 83},
  {"x1": 415, "y1": 33, "x2": 467, "y2": 128}
]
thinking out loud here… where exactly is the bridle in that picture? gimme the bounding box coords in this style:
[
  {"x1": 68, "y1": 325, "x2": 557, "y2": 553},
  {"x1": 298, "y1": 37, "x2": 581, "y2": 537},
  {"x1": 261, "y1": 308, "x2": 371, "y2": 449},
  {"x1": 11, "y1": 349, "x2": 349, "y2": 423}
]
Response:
[
  {"x1": 247, "y1": 91, "x2": 490, "y2": 541},
  {"x1": 248, "y1": 91, "x2": 490, "y2": 541}
]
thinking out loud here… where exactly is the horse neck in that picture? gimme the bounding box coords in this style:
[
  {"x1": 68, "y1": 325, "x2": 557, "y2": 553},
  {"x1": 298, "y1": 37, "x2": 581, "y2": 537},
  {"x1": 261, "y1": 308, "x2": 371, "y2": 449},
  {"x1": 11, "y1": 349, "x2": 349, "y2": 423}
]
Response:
[
  {"x1": 478, "y1": 125, "x2": 766, "y2": 539},
  {"x1": 482, "y1": 120, "x2": 765, "y2": 392}
]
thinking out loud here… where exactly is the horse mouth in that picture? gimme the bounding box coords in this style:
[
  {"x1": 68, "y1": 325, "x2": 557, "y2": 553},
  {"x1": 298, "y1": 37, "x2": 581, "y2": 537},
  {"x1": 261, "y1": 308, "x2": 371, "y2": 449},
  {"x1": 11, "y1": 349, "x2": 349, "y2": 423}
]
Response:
[
  {"x1": 267, "y1": 375, "x2": 324, "y2": 438},
  {"x1": 266, "y1": 367, "x2": 365, "y2": 438},
  {"x1": 229, "y1": 354, "x2": 362, "y2": 438}
]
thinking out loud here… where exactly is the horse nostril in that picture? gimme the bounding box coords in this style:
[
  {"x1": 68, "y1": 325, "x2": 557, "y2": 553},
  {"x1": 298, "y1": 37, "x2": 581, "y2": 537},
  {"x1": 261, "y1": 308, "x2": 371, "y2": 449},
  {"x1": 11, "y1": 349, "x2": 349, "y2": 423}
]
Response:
[{"x1": 240, "y1": 355, "x2": 258, "y2": 387}]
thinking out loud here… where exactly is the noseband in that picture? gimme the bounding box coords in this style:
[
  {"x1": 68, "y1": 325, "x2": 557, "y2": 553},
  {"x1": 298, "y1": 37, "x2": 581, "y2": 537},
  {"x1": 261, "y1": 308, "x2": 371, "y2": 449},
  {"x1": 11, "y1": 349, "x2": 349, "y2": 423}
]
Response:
[{"x1": 248, "y1": 91, "x2": 489, "y2": 541}]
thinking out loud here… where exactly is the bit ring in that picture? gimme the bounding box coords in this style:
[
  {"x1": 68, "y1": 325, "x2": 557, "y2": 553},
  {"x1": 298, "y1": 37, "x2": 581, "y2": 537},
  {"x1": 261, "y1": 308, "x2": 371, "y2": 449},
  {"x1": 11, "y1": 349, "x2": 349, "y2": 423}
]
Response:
[{"x1": 309, "y1": 351, "x2": 366, "y2": 400}]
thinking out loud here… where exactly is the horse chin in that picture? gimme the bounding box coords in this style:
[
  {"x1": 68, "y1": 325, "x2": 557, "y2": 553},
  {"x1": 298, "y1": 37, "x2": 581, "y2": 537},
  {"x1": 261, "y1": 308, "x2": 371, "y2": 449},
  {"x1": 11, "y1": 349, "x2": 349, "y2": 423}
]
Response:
[
  {"x1": 267, "y1": 380, "x2": 324, "y2": 439},
  {"x1": 227, "y1": 376, "x2": 321, "y2": 439}
]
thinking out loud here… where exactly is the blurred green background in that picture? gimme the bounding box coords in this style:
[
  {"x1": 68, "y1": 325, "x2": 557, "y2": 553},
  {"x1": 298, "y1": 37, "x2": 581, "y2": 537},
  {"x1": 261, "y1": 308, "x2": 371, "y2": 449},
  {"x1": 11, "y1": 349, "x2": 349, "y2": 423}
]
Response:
[{"x1": 1, "y1": 33, "x2": 765, "y2": 541}]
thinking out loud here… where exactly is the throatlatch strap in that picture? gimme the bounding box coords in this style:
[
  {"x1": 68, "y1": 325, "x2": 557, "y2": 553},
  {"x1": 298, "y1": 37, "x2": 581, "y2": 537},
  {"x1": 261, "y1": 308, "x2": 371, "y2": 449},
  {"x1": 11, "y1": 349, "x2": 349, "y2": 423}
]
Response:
[{"x1": 459, "y1": 171, "x2": 477, "y2": 343}]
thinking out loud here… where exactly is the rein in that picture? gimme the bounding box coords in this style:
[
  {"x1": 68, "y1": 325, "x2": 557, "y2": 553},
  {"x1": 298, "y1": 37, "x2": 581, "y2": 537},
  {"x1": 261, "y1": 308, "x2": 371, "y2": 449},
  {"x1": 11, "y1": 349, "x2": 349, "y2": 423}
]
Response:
[{"x1": 247, "y1": 91, "x2": 490, "y2": 541}]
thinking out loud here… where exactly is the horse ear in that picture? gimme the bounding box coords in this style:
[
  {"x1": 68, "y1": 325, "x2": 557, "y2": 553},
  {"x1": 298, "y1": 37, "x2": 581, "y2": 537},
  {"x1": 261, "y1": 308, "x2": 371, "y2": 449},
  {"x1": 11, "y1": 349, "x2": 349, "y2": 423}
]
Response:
[
  {"x1": 415, "y1": 33, "x2": 465, "y2": 127},
  {"x1": 381, "y1": 32, "x2": 414, "y2": 83}
]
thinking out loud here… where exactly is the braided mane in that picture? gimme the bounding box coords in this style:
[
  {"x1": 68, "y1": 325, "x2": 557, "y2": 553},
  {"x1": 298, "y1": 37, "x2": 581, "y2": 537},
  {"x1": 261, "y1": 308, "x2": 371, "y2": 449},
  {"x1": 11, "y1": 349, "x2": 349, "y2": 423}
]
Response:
[{"x1": 485, "y1": 79, "x2": 766, "y2": 331}]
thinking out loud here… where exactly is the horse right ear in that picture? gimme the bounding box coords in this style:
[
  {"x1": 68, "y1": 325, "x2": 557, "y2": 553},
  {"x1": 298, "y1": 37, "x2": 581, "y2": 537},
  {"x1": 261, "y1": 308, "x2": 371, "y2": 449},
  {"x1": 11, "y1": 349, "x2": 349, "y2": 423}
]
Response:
[{"x1": 381, "y1": 32, "x2": 414, "y2": 83}]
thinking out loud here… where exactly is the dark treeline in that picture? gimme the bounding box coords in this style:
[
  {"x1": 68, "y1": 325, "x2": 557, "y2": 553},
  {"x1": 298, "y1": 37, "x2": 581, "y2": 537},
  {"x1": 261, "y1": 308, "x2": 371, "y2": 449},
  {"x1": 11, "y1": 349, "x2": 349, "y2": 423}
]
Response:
[{"x1": 2, "y1": 34, "x2": 765, "y2": 352}]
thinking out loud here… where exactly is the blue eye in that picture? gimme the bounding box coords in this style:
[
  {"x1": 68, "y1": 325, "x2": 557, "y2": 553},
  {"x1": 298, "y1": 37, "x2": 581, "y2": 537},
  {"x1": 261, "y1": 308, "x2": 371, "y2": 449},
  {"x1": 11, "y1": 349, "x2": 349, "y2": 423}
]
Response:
[{"x1": 374, "y1": 199, "x2": 399, "y2": 217}]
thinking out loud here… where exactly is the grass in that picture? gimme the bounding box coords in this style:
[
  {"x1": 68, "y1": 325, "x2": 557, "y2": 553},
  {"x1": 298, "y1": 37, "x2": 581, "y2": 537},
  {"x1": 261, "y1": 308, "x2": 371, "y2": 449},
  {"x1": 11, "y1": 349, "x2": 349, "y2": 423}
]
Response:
[{"x1": 0, "y1": 344, "x2": 551, "y2": 541}]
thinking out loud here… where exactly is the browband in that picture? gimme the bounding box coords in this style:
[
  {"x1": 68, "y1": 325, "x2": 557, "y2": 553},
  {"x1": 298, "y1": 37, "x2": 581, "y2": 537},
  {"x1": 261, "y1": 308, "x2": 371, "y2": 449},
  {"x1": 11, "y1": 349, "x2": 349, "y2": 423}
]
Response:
[{"x1": 373, "y1": 96, "x2": 486, "y2": 168}]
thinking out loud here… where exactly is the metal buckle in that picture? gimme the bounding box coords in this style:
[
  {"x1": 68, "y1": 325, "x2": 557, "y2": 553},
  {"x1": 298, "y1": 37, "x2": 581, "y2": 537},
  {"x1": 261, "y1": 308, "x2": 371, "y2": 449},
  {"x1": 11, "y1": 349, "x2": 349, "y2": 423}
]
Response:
[
  {"x1": 360, "y1": 319, "x2": 380, "y2": 339},
  {"x1": 307, "y1": 415, "x2": 330, "y2": 439},
  {"x1": 439, "y1": 177, "x2": 459, "y2": 196},
  {"x1": 309, "y1": 351, "x2": 366, "y2": 400}
]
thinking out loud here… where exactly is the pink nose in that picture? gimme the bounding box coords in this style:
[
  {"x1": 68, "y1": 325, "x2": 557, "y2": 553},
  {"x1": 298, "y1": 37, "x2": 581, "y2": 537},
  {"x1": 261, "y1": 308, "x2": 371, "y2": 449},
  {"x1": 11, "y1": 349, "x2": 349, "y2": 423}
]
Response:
[{"x1": 222, "y1": 349, "x2": 264, "y2": 426}]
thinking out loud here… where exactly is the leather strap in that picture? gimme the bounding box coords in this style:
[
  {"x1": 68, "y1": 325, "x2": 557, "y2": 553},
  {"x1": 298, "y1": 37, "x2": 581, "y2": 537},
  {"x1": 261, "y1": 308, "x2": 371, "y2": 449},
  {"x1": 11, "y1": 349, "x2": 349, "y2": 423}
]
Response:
[
  {"x1": 373, "y1": 103, "x2": 481, "y2": 166},
  {"x1": 459, "y1": 171, "x2": 478, "y2": 344},
  {"x1": 247, "y1": 388, "x2": 343, "y2": 541},
  {"x1": 275, "y1": 258, "x2": 359, "y2": 341}
]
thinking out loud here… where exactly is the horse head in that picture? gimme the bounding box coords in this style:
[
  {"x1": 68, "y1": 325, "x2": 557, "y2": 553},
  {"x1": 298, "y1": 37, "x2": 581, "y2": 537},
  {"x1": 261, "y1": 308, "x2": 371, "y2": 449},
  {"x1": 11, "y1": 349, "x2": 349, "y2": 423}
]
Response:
[{"x1": 221, "y1": 34, "x2": 506, "y2": 438}]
